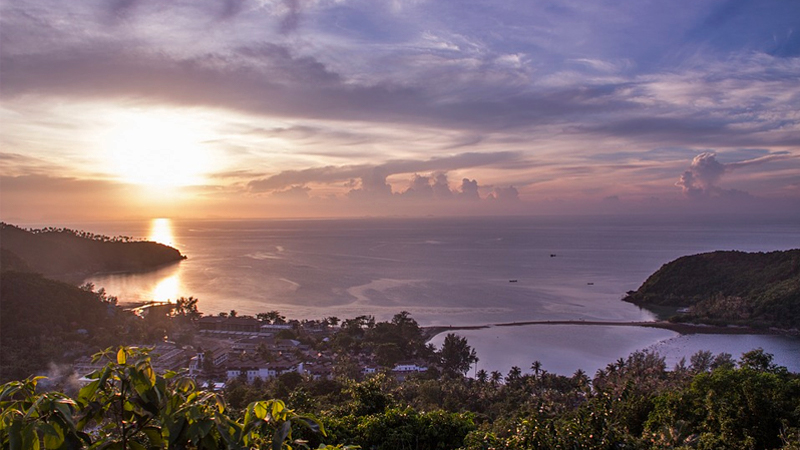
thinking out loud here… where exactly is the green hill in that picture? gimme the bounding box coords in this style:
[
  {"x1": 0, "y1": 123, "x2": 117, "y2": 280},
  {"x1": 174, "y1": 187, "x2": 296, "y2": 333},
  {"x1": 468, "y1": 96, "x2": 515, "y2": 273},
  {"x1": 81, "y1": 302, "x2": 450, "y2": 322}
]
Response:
[
  {"x1": 0, "y1": 222, "x2": 185, "y2": 279},
  {"x1": 623, "y1": 249, "x2": 800, "y2": 329},
  {"x1": 0, "y1": 271, "x2": 138, "y2": 381}
]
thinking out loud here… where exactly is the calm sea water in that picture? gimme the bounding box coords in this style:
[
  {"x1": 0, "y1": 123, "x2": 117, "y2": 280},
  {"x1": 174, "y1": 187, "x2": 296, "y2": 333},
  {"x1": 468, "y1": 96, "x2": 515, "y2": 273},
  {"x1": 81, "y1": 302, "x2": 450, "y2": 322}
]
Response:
[{"x1": 74, "y1": 215, "x2": 800, "y2": 375}]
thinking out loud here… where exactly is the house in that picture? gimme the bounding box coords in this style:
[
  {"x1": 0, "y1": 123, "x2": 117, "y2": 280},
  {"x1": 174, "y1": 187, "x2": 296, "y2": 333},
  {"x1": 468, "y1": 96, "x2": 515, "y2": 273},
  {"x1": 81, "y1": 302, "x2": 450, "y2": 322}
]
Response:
[
  {"x1": 260, "y1": 323, "x2": 293, "y2": 331},
  {"x1": 226, "y1": 364, "x2": 277, "y2": 383},
  {"x1": 225, "y1": 360, "x2": 305, "y2": 383},
  {"x1": 391, "y1": 361, "x2": 428, "y2": 380},
  {"x1": 189, "y1": 342, "x2": 231, "y2": 376},
  {"x1": 392, "y1": 362, "x2": 428, "y2": 373},
  {"x1": 199, "y1": 316, "x2": 261, "y2": 333},
  {"x1": 307, "y1": 365, "x2": 333, "y2": 381},
  {"x1": 231, "y1": 335, "x2": 276, "y2": 353}
]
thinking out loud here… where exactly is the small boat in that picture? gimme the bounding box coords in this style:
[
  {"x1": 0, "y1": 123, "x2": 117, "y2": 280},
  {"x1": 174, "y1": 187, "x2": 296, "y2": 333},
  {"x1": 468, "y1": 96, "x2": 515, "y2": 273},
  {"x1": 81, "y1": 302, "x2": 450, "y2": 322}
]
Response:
[
  {"x1": 550, "y1": 254, "x2": 557, "y2": 257},
  {"x1": 509, "y1": 279, "x2": 518, "y2": 283},
  {"x1": 587, "y1": 282, "x2": 594, "y2": 285}
]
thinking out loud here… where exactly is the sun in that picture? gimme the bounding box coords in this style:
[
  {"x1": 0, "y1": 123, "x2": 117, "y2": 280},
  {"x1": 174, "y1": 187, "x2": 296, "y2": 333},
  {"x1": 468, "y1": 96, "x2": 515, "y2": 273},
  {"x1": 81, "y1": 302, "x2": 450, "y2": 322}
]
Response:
[{"x1": 102, "y1": 111, "x2": 213, "y2": 187}]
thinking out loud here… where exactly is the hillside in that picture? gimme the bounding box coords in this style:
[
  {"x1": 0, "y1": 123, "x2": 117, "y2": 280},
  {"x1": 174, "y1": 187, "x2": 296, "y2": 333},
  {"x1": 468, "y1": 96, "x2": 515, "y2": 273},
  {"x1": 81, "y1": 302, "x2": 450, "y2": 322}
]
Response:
[
  {"x1": 0, "y1": 271, "x2": 139, "y2": 381},
  {"x1": 0, "y1": 222, "x2": 185, "y2": 278},
  {"x1": 623, "y1": 249, "x2": 800, "y2": 329}
]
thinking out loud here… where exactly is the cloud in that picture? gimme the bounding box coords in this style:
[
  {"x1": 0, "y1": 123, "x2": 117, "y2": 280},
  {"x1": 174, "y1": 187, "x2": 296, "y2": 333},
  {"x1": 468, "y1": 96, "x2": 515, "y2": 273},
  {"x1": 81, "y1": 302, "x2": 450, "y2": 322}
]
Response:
[
  {"x1": 279, "y1": 0, "x2": 303, "y2": 34},
  {"x1": 270, "y1": 185, "x2": 311, "y2": 200},
  {"x1": 459, "y1": 178, "x2": 480, "y2": 201},
  {"x1": 397, "y1": 173, "x2": 459, "y2": 200},
  {"x1": 489, "y1": 186, "x2": 520, "y2": 201},
  {"x1": 431, "y1": 173, "x2": 453, "y2": 199},
  {"x1": 402, "y1": 174, "x2": 434, "y2": 198},
  {"x1": 247, "y1": 151, "x2": 520, "y2": 192},
  {"x1": 676, "y1": 151, "x2": 795, "y2": 197}
]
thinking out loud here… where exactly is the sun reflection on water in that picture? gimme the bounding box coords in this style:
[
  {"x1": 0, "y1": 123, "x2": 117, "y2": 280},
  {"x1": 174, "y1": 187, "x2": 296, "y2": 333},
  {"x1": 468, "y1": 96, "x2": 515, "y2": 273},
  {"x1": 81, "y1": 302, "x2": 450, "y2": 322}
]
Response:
[
  {"x1": 152, "y1": 274, "x2": 180, "y2": 303},
  {"x1": 147, "y1": 218, "x2": 181, "y2": 303},
  {"x1": 149, "y1": 218, "x2": 174, "y2": 247}
]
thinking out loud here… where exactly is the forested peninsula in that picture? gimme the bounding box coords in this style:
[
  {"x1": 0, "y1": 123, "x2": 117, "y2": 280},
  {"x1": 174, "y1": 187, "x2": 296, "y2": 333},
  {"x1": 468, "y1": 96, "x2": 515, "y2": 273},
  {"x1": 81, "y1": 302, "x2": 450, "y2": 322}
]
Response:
[
  {"x1": 0, "y1": 222, "x2": 185, "y2": 280},
  {"x1": 623, "y1": 249, "x2": 800, "y2": 329},
  {"x1": 0, "y1": 223, "x2": 187, "y2": 381}
]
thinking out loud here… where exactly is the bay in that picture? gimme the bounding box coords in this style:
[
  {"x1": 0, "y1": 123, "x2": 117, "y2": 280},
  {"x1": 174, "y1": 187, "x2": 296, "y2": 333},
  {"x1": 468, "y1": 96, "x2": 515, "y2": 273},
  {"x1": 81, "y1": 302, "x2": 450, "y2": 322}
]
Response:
[{"x1": 75, "y1": 214, "x2": 800, "y2": 374}]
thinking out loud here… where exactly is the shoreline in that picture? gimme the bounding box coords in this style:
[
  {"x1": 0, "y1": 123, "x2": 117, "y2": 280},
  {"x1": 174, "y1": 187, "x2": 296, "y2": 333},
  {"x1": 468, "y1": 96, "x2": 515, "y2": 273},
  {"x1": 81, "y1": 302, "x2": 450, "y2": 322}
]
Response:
[{"x1": 422, "y1": 320, "x2": 799, "y2": 341}]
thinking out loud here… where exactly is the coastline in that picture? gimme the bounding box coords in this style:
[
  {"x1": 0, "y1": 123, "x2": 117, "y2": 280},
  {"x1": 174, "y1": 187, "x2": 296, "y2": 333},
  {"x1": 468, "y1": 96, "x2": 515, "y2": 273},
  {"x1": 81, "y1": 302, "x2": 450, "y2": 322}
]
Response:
[{"x1": 422, "y1": 320, "x2": 799, "y2": 341}]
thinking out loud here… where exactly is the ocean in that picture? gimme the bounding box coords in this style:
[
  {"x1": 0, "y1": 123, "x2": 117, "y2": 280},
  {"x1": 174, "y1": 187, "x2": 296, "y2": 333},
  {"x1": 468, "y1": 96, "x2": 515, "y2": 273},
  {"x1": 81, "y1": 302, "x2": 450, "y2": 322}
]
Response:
[{"x1": 76, "y1": 214, "x2": 800, "y2": 375}]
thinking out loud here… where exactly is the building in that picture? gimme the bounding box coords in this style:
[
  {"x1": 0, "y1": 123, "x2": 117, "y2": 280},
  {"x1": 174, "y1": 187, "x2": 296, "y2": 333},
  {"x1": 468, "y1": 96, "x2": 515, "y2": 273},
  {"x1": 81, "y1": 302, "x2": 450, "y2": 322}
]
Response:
[{"x1": 199, "y1": 316, "x2": 261, "y2": 333}]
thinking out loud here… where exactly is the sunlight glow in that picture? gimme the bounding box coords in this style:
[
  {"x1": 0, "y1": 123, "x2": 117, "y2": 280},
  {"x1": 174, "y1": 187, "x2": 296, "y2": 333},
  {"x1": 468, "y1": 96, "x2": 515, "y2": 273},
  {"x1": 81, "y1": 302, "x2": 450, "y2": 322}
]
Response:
[
  {"x1": 148, "y1": 218, "x2": 175, "y2": 247},
  {"x1": 151, "y1": 274, "x2": 179, "y2": 303},
  {"x1": 102, "y1": 111, "x2": 213, "y2": 187}
]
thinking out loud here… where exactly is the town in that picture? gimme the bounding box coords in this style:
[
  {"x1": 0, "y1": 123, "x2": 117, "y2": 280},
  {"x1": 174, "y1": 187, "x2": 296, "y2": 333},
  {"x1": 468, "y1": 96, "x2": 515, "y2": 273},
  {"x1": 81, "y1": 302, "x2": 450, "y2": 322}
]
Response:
[{"x1": 72, "y1": 300, "x2": 474, "y2": 388}]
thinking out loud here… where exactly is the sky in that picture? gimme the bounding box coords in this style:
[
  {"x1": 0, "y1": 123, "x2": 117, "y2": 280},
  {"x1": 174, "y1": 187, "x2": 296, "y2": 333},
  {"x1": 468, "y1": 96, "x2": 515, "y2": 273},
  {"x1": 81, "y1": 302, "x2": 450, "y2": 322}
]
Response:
[{"x1": 1, "y1": 0, "x2": 799, "y2": 221}]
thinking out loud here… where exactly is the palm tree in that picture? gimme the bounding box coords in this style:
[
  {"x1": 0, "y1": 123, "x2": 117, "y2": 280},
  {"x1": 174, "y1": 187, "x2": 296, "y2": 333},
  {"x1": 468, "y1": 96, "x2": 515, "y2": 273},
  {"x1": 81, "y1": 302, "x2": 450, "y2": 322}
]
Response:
[
  {"x1": 506, "y1": 366, "x2": 522, "y2": 384},
  {"x1": 530, "y1": 360, "x2": 543, "y2": 378},
  {"x1": 572, "y1": 369, "x2": 589, "y2": 388}
]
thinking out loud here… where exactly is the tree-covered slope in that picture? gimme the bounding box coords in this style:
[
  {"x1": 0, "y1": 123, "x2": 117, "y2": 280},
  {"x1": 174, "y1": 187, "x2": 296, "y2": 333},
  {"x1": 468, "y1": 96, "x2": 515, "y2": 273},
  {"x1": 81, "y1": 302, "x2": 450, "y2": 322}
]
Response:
[
  {"x1": 623, "y1": 250, "x2": 800, "y2": 328},
  {"x1": 0, "y1": 272, "x2": 138, "y2": 381},
  {"x1": 0, "y1": 222, "x2": 185, "y2": 277}
]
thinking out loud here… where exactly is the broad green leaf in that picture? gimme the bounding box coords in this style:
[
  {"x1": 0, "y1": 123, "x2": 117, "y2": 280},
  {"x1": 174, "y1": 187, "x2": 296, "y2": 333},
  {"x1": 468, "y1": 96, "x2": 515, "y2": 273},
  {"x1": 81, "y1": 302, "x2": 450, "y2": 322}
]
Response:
[
  {"x1": 273, "y1": 421, "x2": 292, "y2": 450},
  {"x1": 8, "y1": 420, "x2": 22, "y2": 450},
  {"x1": 52, "y1": 399, "x2": 76, "y2": 429},
  {"x1": 128, "y1": 441, "x2": 146, "y2": 450},
  {"x1": 22, "y1": 424, "x2": 40, "y2": 450},
  {"x1": 143, "y1": 365, "x2": 156, "y2": 386},
  {"x1": 40, "y1": 422, "x2": 65, "y2": 450},
  {"x1": 77, "y1": 381, "x2": 99, "y2": 404},
  {"x1": 142, "y1": 426, "x2": 163, "y2": 447},
  {"x1": 271, "y1": 401, "x2": 285, "y2": 420},
  {"x1": 254, "y1": 402, "x2": 268, "y2": 420}
]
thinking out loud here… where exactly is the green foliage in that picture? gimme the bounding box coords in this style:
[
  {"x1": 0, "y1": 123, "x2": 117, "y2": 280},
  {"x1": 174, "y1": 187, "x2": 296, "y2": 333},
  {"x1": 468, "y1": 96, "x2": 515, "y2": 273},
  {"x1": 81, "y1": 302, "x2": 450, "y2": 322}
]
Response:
[
  {"x1": 322, "y1": 408, "x2": 475, "y2": 450},
  {"x1": 439, "y1": 333, "x2": 479, "y2": 377},
  {"x1": 0, "y1": 377, "x2": 87, "y2": 450},
  {"x1": 623, "y1": 249, "x2": 800, "y2": 328},
  {"x1": 6, "y1": 345, "x2": 800, "y2": 450},
  {"x1": 0, "y1": 222, "x2": 185, "y2": 278},
  {"x1": 646, "y1": 364, "x2": 800, "y2": 449},
  {"x1": 0, "y1": 347, "x2": 351, "y2": 450},
  {"x1": 0, "y1": 272, "x2": 143, "y2": 382}
]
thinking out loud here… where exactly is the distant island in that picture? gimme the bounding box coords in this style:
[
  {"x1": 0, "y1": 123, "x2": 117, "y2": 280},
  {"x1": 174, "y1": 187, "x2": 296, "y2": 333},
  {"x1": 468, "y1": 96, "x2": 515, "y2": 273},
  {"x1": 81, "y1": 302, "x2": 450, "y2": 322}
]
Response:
[
  {"x1": 623, "y1": 249, "x2": 800, "y2": 330},
  {"x1": 0, "y1": 222, "x2": 185, "y2": 280}
]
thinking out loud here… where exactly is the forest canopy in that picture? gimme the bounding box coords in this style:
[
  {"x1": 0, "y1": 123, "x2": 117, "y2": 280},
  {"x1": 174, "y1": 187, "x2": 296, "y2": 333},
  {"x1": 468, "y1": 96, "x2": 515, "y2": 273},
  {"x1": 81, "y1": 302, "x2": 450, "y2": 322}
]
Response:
[{"x1": 623, "y1": 249, "x2": 800, "y2": 328}]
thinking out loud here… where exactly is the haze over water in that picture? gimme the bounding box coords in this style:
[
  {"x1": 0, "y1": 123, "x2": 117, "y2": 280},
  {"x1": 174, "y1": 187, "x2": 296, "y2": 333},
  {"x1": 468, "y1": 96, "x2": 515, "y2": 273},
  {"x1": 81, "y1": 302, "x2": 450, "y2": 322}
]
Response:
[{"x1": 78, "y1": 215, "x2": 800, "y2": 375}]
